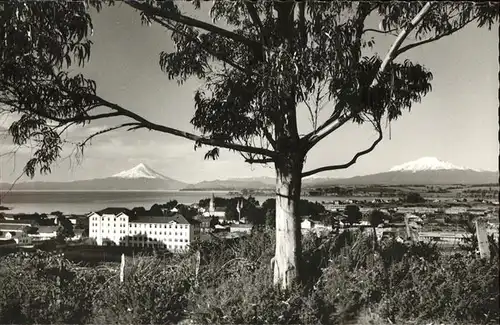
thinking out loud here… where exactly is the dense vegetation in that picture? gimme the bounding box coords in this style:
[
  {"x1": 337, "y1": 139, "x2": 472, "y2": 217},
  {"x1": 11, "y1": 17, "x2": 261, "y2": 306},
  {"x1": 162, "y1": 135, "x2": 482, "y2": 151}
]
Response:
[{"x1": 0, "y1": 229, "x2": 497, "y2": 325}]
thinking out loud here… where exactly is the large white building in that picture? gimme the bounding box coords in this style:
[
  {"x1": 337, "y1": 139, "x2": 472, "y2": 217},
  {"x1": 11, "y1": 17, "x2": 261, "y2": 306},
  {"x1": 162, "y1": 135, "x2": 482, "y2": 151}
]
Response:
[{"x1": 88, "y1": 208, "x2": 200, "y2": 252}]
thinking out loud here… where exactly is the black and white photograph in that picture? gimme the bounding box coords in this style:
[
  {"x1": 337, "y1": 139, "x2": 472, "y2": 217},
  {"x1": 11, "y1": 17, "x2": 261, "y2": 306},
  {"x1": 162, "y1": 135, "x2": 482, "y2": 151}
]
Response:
[{"x1": 0, "y1": 1, "x2": 498, "y2": 324}]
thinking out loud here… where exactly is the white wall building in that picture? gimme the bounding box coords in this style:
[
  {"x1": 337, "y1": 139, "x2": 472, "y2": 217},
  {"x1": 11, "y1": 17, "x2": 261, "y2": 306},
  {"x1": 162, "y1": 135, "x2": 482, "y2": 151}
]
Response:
[
  {"x1": 28, "y1": 226, "x2": 58, "y2": 241},
  {"x1": 229, "y1": 224, "x2": 253, "y2": 234},
  {"x1": 88, "y1": 211, "x2": 200, "y2": 252},
  {"x1": 0, "y1": 231, "x2": 32, "y2": 246}
]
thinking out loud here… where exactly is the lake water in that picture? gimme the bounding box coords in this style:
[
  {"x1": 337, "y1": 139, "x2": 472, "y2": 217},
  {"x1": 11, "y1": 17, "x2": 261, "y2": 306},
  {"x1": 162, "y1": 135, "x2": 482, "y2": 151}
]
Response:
[{"x1": 0, "y1": 190, "x2": 399, "y2": 215}]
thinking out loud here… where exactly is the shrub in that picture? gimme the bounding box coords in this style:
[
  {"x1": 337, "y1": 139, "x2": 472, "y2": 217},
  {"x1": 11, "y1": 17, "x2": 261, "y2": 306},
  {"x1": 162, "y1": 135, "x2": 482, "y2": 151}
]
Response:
[
  {"x1": 0, "y1": 250, "x2": 106, "y2": 324},
  {"x1": 0, "y1": 230, "x2": 498, "y2": 325},
  {"x1": 187, "y1": 264, "x2": 320, "y2": 324},
  {"x1": 375, "y1": 253, "x2": 499, "y2": 324},
  {"x1": 93, "y1": 254, "x2": 196, "y2": 324}
]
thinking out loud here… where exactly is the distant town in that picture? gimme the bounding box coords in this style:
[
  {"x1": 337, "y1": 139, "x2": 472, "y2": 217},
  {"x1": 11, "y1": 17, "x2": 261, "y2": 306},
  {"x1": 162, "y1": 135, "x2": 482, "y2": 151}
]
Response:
[{"x1": 1, "y1": 184, "x2": 498, "y2": 254}]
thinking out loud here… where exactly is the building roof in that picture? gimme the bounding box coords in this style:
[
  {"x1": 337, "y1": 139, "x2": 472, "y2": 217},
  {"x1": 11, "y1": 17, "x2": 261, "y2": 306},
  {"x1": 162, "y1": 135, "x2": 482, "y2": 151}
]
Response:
[
  {"x1": 36, "y1": 226, "x2": 58, "y2": 234},
  {"x1": 97, "y1": 207, "x2": 133, "y2": 215},
  {"x1": 130, "y1": 213, "x2": 192, "y2": 225},
  {"x1": 0, "y1": 224, "x2": 27, "y2": 232},
  {"x1": 230, "y1": 224, "x2": 253, "y2": 228},
  {"x1": 0, "y1": 220, "x2": 33, "y2": 226}
]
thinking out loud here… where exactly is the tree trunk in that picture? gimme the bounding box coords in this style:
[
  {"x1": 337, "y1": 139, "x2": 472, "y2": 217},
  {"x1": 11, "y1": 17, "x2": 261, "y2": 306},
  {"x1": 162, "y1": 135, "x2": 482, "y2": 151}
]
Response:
[{"x1": 273, "y1": 159, "x2": 303, "y2": 290}]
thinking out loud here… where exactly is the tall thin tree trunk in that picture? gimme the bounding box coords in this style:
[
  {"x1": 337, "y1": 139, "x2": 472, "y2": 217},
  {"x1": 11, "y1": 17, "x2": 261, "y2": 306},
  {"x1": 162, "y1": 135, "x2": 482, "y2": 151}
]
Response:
[{"x1": 273, "y1": 160, "x2": 303, "y2": 290}]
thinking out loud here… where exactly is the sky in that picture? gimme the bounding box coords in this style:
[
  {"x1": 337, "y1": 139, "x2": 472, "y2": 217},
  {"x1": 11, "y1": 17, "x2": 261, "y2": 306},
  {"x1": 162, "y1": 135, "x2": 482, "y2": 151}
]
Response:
[{"x1": 0, "y1": 3, "x2": 498, "y2": 184}]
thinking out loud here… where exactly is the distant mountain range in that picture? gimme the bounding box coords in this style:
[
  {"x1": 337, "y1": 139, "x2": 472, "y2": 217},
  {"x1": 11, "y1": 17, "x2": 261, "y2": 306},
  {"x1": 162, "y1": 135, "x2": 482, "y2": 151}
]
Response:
[
  {"x1": 0, "y1": 163, "x2": 186, "y2": 191},
  {"x1": 0, "y1": 157, "x2": 497, "y2": 191}
]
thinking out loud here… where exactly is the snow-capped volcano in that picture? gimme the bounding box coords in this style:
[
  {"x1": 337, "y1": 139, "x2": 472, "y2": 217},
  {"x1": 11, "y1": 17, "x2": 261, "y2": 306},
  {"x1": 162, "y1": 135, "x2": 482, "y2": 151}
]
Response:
[
  {"x1": 112, "y1": 163, "x2": 169, "y2": 179},
  {"x1": 389, "y1": 157, "x2": 478, "y2": 173}
]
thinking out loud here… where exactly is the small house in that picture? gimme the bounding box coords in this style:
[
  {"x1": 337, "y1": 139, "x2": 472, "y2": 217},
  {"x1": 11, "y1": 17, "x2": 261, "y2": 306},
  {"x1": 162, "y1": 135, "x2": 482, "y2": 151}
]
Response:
[
  {"x1": 301, "y1": 219, "x2": 315, "y2": 230},
  {"x1": 71, "y1": 229, "x2": 85, "y2": 241},
  {"x1": 29, "y1": 226, "x2": 58, "y2": 241},
  {"x1": 229, "y1": 223, "x2": 253, "y2": 234}
]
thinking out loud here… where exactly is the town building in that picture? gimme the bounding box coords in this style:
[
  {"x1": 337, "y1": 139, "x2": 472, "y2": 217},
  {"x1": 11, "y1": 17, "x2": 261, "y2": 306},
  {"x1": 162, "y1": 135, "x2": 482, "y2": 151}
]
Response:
[
  {"x1": 301, "y1": 218, "x2": 315, "y2": 230},
  {"x1": 202, "y1": 193, "x2": 226, "y2": 218},
  {"x1": 29, "y1": 226, "x2": 58, "y2": 241},
  {"x1": 193, "y1": 215, "x2": 216, "y2": 232},
  {"x1": 88, "y1": 210, "x2": 200, "y2": 252},
  {"x1": 0, "y1": 220, "x2": 34, "y2": 228},
  {"x1": 301, "y1": 218, "x2": 333, "y2": 236},
  {"x1": 444, "y1": 206, "x2": 468, "y2": 215},
  {"x1": 0, "y1": 225, "x2": 33, "y2": 246},
  {"x1": 229, "y1": 224, "x2": 253, "y2": 234}
]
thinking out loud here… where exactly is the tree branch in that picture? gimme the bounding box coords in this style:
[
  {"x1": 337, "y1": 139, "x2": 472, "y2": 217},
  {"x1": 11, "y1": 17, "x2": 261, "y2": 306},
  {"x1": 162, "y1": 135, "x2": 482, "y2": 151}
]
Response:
[
  {"x1": 302, "y1": 126, "x2": 383, "y2": 178},
  {"x1": 262, "y1": 127, "x2": 276, "y2": 150},
  {"x1": 245, "y1": 157, "x2": 274, "y2": 164},
  {"x1": 91, "y1": 95, "x2": 277, "y2": 158},
  {"x1": 150, "y1": 16, "x2": 249, "y2": 75},
  {"x1": 394, "y1": 16, "x2": 477, "y2": 57},
  {"x1": 245, "y1": 1, "x2": 267, "y2": 48},
  {"x1": 362, "y1": 28, "x2": 399, "y2": 36},
  {"x1": 371, "y1": 2, "x2": 433, "y2": 88},
  {"x1": 298, "y1": 1, "x2": 307, "y2": 48},
  {"x1": 301, "y1": 101, "x2": 347, "y2": 149},
  {"x1": 32, "y1": 110, "x2": 121, "y2": 125},
  {"x1": 238, "y1": 150, "x2": 273, "y2": 164},
  {"x1": 124, "y1": 0, "x2": 261, "y2": 50},
  {"x1": 301, "y1": 2, "x2": 434, "y2": 151},
  {"x1": 78, "y1": 122, "x2": 140, "y2": 148}
]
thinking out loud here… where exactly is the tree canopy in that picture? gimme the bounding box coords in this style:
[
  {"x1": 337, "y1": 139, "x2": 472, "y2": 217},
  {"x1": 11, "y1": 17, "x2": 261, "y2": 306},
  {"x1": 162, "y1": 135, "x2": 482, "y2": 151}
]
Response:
[
  {"x1": 344, "y1": 204, "x2": 362, "y2": 225},
  {"x1": 368, "y1": 209, "x2": 386, "y2": 227},
  {"x1": 1, "y1": 1, "x2": 497, "y2": 178},
  {"x1": 1, "y1": 0, "x2": 497, "y2": 289},
  {"x1": 404, "y1": 192, "x2": 426, "y2": 204}
]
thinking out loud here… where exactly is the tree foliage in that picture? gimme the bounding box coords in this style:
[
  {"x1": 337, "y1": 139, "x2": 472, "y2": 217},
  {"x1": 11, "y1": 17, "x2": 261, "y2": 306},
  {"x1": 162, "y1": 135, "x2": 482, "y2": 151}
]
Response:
[
  {"x1": 1, "y1": 0, "x2": 498, "y2": 289},
  {"x1": 164, "y1": 200, "x2": 179, "y2": 210},
  {"x1": 368, "y1": 209, "x2": 386, "y2": 227},
  {"x1": 404, "y1": 192, "x2": 426, "y2": 204},
  {"x1": 175, "y1": 204, "x2": 198, "y2": 219},
  {"x1": 344, "y1": 204, "x2": 362, "y2": 225},
  {"x1": 56, "y1": 215, "x2": 75, "y2": 242},
  {"x1": 0, "y1": 1, "x2": 497, "y2": 177}
]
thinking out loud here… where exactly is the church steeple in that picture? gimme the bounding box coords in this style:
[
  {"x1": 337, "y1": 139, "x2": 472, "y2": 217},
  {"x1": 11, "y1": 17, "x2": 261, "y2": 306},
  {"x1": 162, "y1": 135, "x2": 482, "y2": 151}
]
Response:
[{"x1": 209, "y1": 193, "x2": 215, "y2": 213}]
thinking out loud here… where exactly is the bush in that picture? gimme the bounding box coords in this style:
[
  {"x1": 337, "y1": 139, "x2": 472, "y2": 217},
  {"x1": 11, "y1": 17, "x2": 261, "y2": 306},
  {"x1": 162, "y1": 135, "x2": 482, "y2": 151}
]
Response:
[
  {"x1": 93, "y1": 255, "x2": 196, "y2": 324},
  {"x1": 375, "y1": 253, "x2": 499, "y2": 324},
  {"x1": 0, "y1": 230, "x2": 498, "y2": 325},
  {"x1": 0, "y1": 250, "x2": 107, "y2": 324},
  {"x1": 187, "y1": 264, "x2": 320, "y2": 324}
]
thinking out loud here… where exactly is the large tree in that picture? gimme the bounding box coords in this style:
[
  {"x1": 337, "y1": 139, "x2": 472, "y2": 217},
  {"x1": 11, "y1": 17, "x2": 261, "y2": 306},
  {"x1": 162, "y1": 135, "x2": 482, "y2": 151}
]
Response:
[{"x1": 0, "y1": 0, "x2": 498, "y2": 289}]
